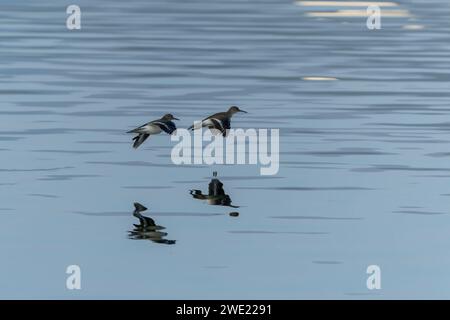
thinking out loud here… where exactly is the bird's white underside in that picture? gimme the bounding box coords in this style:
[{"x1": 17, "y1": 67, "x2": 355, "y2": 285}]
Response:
[{"x1": 137, "y1": 124, "x2": 162, "y2": 135}]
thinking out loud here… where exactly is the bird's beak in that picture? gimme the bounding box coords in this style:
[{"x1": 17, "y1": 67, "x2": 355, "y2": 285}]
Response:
[
  {"x1": 239, "y1": 109, "x2": 248, "y2": 113},
  {"x1": 173, "y1": 117, "x2": 180, "y2": 120}
]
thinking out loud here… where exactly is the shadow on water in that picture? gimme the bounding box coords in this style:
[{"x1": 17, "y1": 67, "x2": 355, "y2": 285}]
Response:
[
  {"x1": 128, "y1": 202, "x2": 176, "y2": 245},
  {"x1": 189, "y1": 172, "x2": 239, "y2": 209}
]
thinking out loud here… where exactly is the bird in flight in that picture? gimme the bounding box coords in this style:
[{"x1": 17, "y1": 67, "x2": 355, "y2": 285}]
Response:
[
  {"x1": 127, "y1": 113, "x2": 179, "y2": 149},
  {"x1": 188, "y1": 106, "x2": 247, "y2": 137}
]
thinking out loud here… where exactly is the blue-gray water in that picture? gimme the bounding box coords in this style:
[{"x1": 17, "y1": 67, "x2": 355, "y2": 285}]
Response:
[{"x1": 1, "y1": 0, "x2": 450, "y2": 299}]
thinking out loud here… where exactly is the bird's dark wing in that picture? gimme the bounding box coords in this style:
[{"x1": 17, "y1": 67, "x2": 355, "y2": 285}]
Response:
[
  {"x1": 207, "y1": 118, "x2": 222, "y2": 131},
  {"x1": 222, "y1": 118, "x2": 230, "y2": 130},
  {"x1": 220, "y1": 118, "x2": 230, "y2": 136},
  {"x1": 206, "y1": 116, "x2": 229, "y2": 136},
  {"x1": 152, "y1": 120, "x2": 177, "y2": 134},
  {"x1": 132, "y1": 134, "x2": 150, "y2": 149}
]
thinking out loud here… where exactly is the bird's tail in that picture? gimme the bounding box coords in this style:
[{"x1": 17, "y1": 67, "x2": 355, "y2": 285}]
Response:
[
  {"x1": 188, "y1": 121, "x2": 203, "y2": 131},
  {"x1": 127, "y1": 127, "x2": 142, "y2": 133}
]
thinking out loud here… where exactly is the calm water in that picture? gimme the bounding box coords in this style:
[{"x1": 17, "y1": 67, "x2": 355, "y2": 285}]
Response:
[{"x1": 1, "y1": 0, "x2": 450, "y2": 299}]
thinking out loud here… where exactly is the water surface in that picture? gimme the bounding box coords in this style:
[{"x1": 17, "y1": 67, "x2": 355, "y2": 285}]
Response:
[{"x1": 0, "y1": 0, "x2": 450, "y2": 299}]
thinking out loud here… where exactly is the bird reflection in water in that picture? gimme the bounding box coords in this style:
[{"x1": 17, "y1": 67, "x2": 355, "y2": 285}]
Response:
[
  {"x1": 190, "y1": 172, "x2": 239, "y2": 208},
  {"x1": 128, "y1": 202, "x2": 176, "y2": 245}
]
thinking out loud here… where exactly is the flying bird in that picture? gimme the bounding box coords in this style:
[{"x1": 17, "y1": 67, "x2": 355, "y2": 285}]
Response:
[
  {"x1": 127, "y1": 113, "x2": 179, "y2": 149},
  {"x1": 188, "y1": 106, "x2": 247, "y2": 137}
]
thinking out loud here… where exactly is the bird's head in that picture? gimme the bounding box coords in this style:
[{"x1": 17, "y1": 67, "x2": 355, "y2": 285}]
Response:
[
  {"x1": 228, "y1": 106, "x2": 247, "y2": 115},
  {"x1": 162, "y1": 114, "x2": 179, "y2": 121}
]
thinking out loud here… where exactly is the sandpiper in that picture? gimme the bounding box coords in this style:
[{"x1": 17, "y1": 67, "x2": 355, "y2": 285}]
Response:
[
  {"x1": 188, "y1": 106, "x2": 247, "y2": 137},
  {"x1": 127, "y1": 113, "x2": 179, "y2": 149}
]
